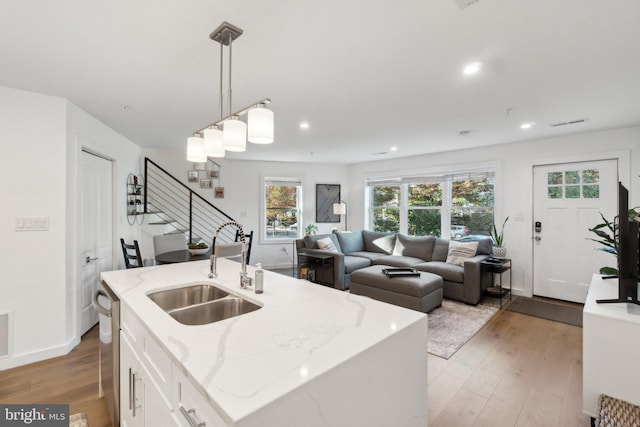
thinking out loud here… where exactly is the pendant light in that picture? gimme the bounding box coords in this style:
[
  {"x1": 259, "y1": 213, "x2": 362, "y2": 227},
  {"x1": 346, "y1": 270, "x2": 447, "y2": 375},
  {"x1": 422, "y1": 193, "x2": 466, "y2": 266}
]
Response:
[
  {"x1": 186, "y1": 22, "x2": 274, "y2": 160},
  {"x1": 203, "y1": 126, "x2": 225, "y2": 157}
]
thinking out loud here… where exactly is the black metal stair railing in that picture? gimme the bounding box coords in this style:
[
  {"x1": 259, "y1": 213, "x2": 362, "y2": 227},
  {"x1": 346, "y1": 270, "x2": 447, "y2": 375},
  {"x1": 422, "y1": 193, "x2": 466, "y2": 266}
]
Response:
[{"x1": 143, "y1": 157, "x2": 237, "y2": 244}]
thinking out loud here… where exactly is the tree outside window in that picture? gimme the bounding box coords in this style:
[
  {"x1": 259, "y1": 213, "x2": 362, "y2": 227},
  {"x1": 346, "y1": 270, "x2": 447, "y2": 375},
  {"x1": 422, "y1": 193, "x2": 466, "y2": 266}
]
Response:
[{"x1": 264, "y1": 178, "x2": 301, "y2": 240}]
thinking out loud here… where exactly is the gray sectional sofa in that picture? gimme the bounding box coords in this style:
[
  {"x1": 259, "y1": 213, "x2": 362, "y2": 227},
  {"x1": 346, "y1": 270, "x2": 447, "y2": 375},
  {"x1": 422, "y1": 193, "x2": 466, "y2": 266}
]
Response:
[{"x1": 295, "y1": 230, "x2": 493, "y2": 305}]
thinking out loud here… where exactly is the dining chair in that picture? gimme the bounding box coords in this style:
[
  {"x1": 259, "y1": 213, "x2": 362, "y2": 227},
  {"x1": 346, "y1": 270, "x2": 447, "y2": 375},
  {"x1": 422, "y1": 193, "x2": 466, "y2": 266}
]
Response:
[
  {"x1": 120, "y1": 238, "x2": 143, "y2": 268},
  {"x1": 153, "y1": 234, "x2": 187, "y2": 256}
]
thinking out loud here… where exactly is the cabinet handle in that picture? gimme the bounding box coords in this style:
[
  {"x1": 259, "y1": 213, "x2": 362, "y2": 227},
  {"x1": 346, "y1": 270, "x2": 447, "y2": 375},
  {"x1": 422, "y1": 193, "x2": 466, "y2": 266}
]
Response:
[
  {"x1": 128, "y1": 368, "x2": 133, "y2": 411},
  {"x1": 180, "y1": 405, "x2": 206, "y2": 427},
  {"x1": 132, "y1": 371, "x2": 138, "y2": 417}
]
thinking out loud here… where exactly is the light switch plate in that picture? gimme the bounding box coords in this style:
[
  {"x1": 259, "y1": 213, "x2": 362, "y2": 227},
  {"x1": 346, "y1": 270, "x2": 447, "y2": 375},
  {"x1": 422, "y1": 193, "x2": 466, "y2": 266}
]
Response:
[{"x1": 15, "y1": 216, "x2": 49, "y2": 231}]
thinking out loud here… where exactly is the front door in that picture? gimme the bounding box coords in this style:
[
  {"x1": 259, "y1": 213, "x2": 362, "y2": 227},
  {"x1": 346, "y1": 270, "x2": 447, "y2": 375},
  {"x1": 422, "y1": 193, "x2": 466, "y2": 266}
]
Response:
[
  {"x1": 532, "y1": 160, "x2": 617, "y2": 303},
  {"x1": 80, "y1": 150, "x2": 113, "y2": 335}
]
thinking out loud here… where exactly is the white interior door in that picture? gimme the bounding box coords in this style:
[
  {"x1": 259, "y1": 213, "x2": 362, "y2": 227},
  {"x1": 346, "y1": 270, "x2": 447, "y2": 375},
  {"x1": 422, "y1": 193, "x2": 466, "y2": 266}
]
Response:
[
  {"x1": 80, "y1": 151, "x2": 113, "y2": 335},
  {"x1": 533, "y1": 160, "x2": 617, "y2": 303}
]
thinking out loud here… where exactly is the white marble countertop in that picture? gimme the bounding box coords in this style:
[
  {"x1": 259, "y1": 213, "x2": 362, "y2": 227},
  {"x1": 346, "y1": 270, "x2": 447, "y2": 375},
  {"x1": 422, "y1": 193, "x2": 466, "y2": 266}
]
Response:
[{"x1": 101, "y1": 259, "x2": 427, "y2": 424}]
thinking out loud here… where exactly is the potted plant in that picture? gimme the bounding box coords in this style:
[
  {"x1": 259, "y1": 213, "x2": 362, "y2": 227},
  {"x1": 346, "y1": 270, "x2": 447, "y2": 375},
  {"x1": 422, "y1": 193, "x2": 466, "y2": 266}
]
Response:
[
  {"x1": 491, "y1": 216, "x2": 509, "y2": 258},
  {"x1": 305, "y1": 223, "x2": 318, "y2": 236},
  {"x1": 587, "y1": 210, "x2": 638, "y2": 276}
]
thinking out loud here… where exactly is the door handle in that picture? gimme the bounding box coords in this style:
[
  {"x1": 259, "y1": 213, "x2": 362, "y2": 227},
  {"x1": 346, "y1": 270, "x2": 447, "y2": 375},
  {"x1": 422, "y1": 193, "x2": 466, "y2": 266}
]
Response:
[
  {"x1": 535, "y1": 236, "x2": 541, "y2": 241},
  {"x1": 85, "y1": 256, "x2": 99, "y2": 263}
]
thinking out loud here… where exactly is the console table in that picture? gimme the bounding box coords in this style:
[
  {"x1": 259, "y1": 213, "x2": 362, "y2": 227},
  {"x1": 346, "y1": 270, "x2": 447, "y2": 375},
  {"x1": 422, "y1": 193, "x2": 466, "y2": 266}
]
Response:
[{"x1": 583, "y1": 274, "x2": 640, "y2": 418}]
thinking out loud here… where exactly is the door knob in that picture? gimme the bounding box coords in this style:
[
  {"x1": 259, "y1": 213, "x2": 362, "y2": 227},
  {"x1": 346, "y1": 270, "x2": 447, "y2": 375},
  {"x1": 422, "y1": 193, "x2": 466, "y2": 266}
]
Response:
[
  {"x1": 534, "y1": 236, "x2": 541, "y2": 241},
  {"x1": 85, "y1": 256, "x2": 99, "y2": 263}
]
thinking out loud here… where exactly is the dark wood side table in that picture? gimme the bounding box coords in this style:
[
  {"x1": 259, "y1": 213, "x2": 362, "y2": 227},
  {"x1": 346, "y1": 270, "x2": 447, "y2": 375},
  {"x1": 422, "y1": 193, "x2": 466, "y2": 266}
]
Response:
[
  {"x1": 481, "y1": 258, "x2": 511, "y2": 309},
  {"x1": 297, "y1": 251, "x2": 335, "y2": 287}
]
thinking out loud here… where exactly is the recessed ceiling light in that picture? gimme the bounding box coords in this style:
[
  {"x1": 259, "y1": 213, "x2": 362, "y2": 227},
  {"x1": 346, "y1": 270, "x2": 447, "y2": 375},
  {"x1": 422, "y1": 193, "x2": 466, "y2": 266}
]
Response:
[
  {"x1": 299, "y1": 122, "x2": 310, "y2": 129},
  {"x1": 463, "y1": 62, "x2": 482, "y2": 75},
  {"x1": 520, "y1": 122, "x2": 535, "y2": 129},
  {"x1": 390, "y1": 146, "x2": 398, "y2": 151}
]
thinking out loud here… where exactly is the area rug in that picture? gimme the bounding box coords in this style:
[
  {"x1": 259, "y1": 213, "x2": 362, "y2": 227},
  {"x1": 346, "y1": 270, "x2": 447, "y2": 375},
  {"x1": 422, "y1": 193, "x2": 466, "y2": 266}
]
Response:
[
  {"x1": 428, "y1": 300, "x2": 498, "y2": 359},
  {"x1": 505, "y1": 296, "x2": 583, "y2": 327}
]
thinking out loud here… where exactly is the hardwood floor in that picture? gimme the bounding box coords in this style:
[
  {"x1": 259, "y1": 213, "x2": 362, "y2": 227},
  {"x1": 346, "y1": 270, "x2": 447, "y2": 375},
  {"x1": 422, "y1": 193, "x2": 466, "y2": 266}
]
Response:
[
  {"x1": 0, "y1": 325, "x2": 111, "y2": 427},
  {"x1": 0, "y1": 309, "x2": 588, "y2": 427},
  {"x1": 428, "y1": 308, "x2": 589, "y2": 427}
]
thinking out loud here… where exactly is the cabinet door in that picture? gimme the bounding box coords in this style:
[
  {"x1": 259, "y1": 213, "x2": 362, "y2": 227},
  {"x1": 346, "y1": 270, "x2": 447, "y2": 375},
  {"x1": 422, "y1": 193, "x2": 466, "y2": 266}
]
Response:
[{"x1": 121, "y1": 333, "x2": 144, "y2": 427}]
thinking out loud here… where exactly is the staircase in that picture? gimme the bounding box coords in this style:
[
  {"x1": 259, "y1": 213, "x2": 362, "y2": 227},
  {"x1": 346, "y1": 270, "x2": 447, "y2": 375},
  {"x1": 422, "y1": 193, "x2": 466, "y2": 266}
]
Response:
[{"x1": 143, "y1": 157, "x2": 239, "y2": 244}]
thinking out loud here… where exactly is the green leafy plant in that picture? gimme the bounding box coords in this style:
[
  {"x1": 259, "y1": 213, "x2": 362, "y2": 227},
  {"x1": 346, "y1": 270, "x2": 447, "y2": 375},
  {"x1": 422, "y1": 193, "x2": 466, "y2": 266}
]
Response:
[
  {"x1": 490, "y1": 216, "x2": 509, "y2": 247},
  {"x1": 587, "y1": 209, "x2": 638, "y2": 276},
  {"x1": 305, "y1": 223, "x2": 318, "y2": 235}
]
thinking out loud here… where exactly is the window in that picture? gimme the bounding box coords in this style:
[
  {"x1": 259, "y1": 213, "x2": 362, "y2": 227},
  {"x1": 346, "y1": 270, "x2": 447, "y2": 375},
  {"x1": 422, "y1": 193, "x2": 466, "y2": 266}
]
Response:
[
  {"x1": 366, "y1": 171, "x2": 495, "y2": 239},
  {"x1": 547, "y1": 169, "x2": 600, "y2": 199},
  {"x1": 263, "y1": 177, "x2": 302, "y2": 241}
]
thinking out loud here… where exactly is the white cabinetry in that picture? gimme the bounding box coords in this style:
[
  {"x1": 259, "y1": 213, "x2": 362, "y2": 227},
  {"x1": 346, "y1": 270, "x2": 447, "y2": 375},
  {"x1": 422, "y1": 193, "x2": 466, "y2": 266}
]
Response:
[
  {"x1": 121, "y1": 306, "x2": 226, "y2": 427},
  {"x1": 583, "y1": 275, "x2": 640, "y2": 417}
]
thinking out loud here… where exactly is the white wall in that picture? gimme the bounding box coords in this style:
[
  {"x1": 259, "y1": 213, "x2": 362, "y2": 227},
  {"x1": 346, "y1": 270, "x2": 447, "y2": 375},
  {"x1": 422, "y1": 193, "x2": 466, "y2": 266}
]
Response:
[
  {"x1": 349, "y1": 126, "x2": 640, "y2": 298},
  {"x1": 143, "y1": 149, "x2": 349, "y2": 269},
  {"x1": 0, "y1": 86, "x2": 141, "y2": 369}
]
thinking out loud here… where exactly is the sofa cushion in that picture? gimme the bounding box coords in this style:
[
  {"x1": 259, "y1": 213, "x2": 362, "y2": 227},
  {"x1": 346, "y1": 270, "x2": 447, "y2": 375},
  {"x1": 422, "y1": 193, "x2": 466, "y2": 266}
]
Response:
[
  {"x1": 431, "y1": 238, "x2": 450, "y2": 262},
  {"x1": 335, "y1": 231, "x2": 365, "y2": 253},
  {"x1": 392, "y1": 234, "x2": 436, "y2": 261},
  {"x1": 362, "y1": 230, "x2": 395, "y2": 254},
  {"x1": 316, "y1": 236, "x2": 338, "y2": 252},
  {"x1": 459, "y1": 236, "x2": 493, "y2": 255},
  {"x1": 344, "y1": 255, "x2": 372, "y2": 273},
  {"x1": 415, "y1": 261, "x2": 464, "y2": 283},
  {"x1": 347, "y1": 251, "x2": 388, "y2": 262},
  {"x1": 303, "y1": 233, "x2": 342, "y2": 252},
  {"x1": 372, "y1": 255, "x2": 425, "y2": 268},
  {"x1": 446, "y1": 241, "x2": 479, "y2": 266}
]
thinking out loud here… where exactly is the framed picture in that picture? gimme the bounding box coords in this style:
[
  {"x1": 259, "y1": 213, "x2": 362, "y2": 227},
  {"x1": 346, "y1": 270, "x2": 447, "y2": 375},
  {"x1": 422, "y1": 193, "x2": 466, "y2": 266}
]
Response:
[
  {"x1": 188, "y1": 171, "x2": 198, "y2": 182},
  {"x1": 209, "y1": 170, "x2": 219, "y2": 178},
  {"x1": 316, "y1": 184, "x2": 340, "y2": 222},
  {"x1": 194, "y1": 162, "x2": 206, "y2": 171},
  {"x1": 214, "y1": 186, "x2": 224, "y2": 198},
  {"x1": 200, "y1": 179, "x2": 212, "y2": 189}
]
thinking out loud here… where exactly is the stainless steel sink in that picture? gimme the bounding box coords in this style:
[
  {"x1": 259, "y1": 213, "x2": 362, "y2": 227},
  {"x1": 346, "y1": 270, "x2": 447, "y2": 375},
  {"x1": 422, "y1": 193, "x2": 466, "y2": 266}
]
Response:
[
  {"x1": 147, "y1": 284, "x2": 261, "y2": 325},
  {"x1": 168, "y1": 297, "x2": 261, "y2": 326},
  {"x1": 148, "y1": 284, "x2": 229, "y2": 311}
]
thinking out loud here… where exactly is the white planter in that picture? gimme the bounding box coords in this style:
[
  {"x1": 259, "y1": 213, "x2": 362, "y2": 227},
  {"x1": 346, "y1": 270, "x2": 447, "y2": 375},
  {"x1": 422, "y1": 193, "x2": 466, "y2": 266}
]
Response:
[{"x1": 492, "y1": 246, "x2": 507, "y2": 258}]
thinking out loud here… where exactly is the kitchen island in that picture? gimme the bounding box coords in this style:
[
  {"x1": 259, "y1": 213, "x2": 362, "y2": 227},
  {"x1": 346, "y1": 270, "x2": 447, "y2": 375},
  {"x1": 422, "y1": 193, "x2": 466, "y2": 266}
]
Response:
[{"x1": 101, "y1": 258, "x2": 428, "y2": 427}]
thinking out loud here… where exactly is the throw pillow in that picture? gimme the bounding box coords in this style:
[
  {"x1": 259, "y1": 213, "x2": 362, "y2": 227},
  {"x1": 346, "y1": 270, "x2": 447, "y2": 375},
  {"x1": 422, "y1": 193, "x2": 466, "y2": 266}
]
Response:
[
  {"x1": 316, "y1": 236, "x2": 338, "y2": 252},
  {"x1": 446, "y1": 240, "x2": 479, "y2": 266},
  {"x1": 392, "y1": 234, "x2": 436, "y2": 260}
]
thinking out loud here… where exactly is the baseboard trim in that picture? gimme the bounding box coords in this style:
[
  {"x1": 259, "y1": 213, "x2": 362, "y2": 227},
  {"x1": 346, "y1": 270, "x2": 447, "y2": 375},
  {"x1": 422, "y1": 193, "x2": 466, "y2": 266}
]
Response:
[{"x1": 0, "y1": 336, "x2": 78, "y2": 370}]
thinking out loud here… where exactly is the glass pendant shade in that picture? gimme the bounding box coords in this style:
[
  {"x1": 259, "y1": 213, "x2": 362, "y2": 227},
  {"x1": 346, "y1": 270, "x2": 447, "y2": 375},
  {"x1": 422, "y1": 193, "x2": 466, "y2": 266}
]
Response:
[
  {"x1": 186, "y1": 136, "x2": 207, "y2": 162},
  {"x1": 203, "y1": 127, "x2": 225, "y2": 158},
  {"x1": 248, "y1": 106, "x2": 274, "y2": 144},
  {"x1": 223, "y1": 117, "x2": 247, "y2": 152}
]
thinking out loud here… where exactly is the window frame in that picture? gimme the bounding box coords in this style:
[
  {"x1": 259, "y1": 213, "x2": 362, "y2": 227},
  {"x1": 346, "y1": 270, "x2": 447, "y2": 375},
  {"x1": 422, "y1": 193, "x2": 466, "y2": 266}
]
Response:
[
  {"x1": 261, "y1": 176, "x2": 303, "y2": 244},
  {"x1": 365, "y1": 168, "x2": 496, "y2": 238}
]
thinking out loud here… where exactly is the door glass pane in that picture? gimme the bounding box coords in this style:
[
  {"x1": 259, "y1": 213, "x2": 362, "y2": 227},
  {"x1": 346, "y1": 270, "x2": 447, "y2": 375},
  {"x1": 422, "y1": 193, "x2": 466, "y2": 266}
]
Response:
[
  {"x1": 583, "y1": 169, "x2": 599, "y2": 183},
  {"x1": 548, "y1": 172, "x2": 563, "y2": 185},
  {"x1": 548, "y1": 187, "x2": 562, "y2": 199},
  {"x1": 583, "y1": 185, "x2": 599, "y2": 198},
  {"x1": 565, "y1": 171, "x2": 580, "y2": 184},
  {"x1": 565, "y1": 186, "x2": 580, "y2": 198}
]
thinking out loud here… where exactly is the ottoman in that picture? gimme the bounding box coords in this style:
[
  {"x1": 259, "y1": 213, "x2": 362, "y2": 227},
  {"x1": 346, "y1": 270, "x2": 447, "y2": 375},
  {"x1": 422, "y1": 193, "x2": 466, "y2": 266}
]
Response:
[{"x1": 350, "y1": 265, "x2": 443, "y2": 313}]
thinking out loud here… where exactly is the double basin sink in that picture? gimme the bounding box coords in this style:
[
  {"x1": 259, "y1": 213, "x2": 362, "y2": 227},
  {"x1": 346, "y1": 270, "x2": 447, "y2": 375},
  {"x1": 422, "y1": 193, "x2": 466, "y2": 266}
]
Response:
[{"x1": 148, "y1": 284, "x2": 261, "y2": 325}]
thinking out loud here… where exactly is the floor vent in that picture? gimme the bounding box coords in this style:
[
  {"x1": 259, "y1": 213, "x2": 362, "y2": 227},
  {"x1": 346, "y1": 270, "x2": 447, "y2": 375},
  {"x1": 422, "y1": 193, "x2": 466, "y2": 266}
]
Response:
[
  {"x1": 0, "y1": 312, "x2": 11, "y2": 359},
  {"x1": 550, "y1": 118, "x2": 586, "y2": 127}
]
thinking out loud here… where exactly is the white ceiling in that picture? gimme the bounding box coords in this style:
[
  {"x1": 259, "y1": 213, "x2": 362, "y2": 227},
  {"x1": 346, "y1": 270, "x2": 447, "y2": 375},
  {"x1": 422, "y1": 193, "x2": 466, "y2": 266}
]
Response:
[{"x1": 1, "y1": 0, "x2": 639, "y2": 164}]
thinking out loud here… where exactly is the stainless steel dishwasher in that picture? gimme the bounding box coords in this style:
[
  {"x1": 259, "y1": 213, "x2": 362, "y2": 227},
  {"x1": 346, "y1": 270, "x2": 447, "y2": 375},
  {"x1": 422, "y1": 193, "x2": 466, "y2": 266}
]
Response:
[{"x1": 93, "y1": 281, "x2": 120, "y2": 427}]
